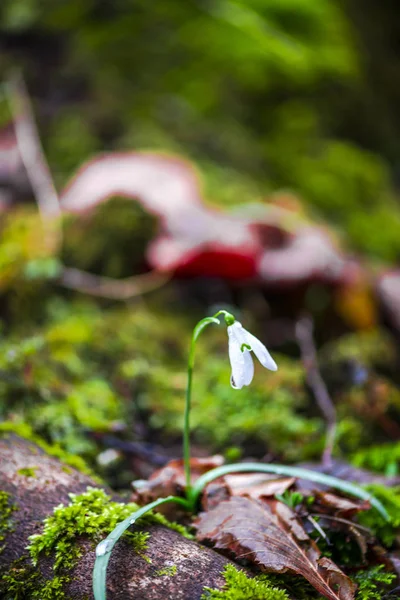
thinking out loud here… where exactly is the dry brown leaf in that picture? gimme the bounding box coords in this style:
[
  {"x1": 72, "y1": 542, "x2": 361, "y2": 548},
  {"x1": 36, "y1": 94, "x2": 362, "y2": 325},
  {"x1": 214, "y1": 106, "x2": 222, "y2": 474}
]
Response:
[
  {"x1": 314, "y1": 491, "x2": 370, "y2": 519},
  {"x1": 201, "y1": 472, "x2": 295, "y2": 511},
  {"x1": 196, "y1": 496, "x2": 356, "y2": 600},
  {"x1": 224, "y1": 473, "x2": 295, "y2": 499},
  {"x1": 131, "y1": 455, "x2": 224, "y2": 504}
]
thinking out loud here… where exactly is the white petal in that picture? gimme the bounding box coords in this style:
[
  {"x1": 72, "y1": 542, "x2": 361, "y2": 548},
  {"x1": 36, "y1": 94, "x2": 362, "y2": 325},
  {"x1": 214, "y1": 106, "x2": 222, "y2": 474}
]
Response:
[
  {"x1": 228, "y1": 334, "x2": 247, "y2": 389},
  {"x1": 244, "y1": 330, "x2": 278, "y2": 371},
  {"x1": 242, "y1": 349, "x2": 254, "y2": 386},
  {"x1": 228, "y1": 323, "x2": 254, "y2": 389},
  {"x1": 228, "y1": 321, "x2": 247, "y2": 344}
]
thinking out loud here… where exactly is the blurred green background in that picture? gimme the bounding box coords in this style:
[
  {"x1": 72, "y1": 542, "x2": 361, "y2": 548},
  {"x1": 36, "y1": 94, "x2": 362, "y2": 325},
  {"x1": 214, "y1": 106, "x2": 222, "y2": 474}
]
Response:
[{"x1": 1, "y1": 0, "x2": 400, "y2": 260}]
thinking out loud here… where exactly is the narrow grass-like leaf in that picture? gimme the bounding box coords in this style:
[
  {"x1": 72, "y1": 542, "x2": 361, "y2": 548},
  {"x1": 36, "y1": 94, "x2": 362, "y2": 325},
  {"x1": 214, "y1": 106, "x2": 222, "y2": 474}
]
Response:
[
  {"x1": 187, "y1": 463, "x2": 390, "y2": 521},
  {"x1": 92, "y1": 495, "x2": 189, "y2": 600}
]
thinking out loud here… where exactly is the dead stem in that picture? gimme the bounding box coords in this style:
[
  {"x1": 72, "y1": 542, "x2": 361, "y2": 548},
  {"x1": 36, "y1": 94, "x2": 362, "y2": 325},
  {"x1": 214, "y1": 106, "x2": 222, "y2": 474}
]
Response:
[
  {"x1": 60, "y1": 267, "x2": 170, "y2": 300},
  {"x1": 6, "y1": 73, "x2": 62, "y2": 250},
  {"x1": 295, "y1": 316, "x2": 337, "y2": 468}
]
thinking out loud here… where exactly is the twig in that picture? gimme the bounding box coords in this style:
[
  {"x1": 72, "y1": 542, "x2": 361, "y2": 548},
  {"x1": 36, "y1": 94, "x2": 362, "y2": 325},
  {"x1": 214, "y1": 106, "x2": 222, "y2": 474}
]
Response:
[
  {"x1": 306, "y1": 515, "x2": 329, "y2": 541},
  {"x1": 309, "y1": 513, "x2": 371, "y2": 534},
  {"x1": 295, "y1": 316, "x2": 337, "y2": 468},
  {"x1": 6, "y1": 73, "x2": 62, "y2": 250},
  {"x1": 95, "y1": 434, "x2": 168, "y2": 467},
  {"x1": 60, "y1": 267, "x2": 170, "y2": 300}
]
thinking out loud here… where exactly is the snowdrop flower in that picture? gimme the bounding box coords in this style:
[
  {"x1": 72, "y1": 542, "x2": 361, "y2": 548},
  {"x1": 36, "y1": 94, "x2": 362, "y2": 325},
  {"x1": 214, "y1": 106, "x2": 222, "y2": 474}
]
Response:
[{"x1": 226, "y1": 320, "x2": 277, "y2": 389}]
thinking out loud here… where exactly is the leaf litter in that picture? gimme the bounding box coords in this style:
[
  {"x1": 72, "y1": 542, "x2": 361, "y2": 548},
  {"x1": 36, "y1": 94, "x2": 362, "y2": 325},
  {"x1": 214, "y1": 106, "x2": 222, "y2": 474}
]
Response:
[{"x1": 196, "y1": 496, "x2": 356, "y2": 600}]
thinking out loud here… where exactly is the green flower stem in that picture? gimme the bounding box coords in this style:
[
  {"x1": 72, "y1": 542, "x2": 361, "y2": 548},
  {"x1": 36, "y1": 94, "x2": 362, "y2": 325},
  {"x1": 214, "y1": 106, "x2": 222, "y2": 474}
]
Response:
[
  {"x1": 183, "y1": 310, "x2": 233, "y2": 493},
  {"x1": 186, "y1": 462, "x2": 390, "y2": 521},
  {"x1": 93, "y1": 495, "x2": 189, "y2": 600}
]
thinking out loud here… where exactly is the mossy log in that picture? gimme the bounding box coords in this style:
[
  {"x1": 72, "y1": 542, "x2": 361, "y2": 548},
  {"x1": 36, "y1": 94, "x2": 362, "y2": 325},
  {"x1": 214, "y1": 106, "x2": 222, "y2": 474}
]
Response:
[{"x1": 0, "y1": 434, "x2": 235, "y2": 599}]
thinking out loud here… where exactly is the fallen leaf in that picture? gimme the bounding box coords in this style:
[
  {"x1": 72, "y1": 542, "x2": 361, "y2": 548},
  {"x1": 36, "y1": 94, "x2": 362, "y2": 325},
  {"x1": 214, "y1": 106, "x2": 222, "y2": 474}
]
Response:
[
  {"x1": 223, "y1": 473, "x2": 295, "y2": 500},
  {"x1": 314, "y1": 492, "x2": 370, "y2": 519},
  {"x1": 131, "y1": 455, "x2": 224, "y2": 504},
  {"x1": 196, "y1": 496, "x2": 356, "y2": 600},
  {"x1": 201, "y1": 473, "x2": 295, "y2": 511},
  {"x1": 270, "y1": 499, "x2": 310, "y2": 541}
]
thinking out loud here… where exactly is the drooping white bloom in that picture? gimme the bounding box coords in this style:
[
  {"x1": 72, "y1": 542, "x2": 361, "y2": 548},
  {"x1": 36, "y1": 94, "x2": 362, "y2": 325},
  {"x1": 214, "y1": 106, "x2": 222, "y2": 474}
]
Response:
[{"x1": 227, "y1": 321, "x2": 277, "y2": 389}]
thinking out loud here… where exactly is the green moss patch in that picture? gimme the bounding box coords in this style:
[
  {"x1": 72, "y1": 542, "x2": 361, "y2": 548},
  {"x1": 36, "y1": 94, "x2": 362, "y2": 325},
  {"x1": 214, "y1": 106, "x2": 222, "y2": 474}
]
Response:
[
  {"x1": 155, "y1": 565, "x2": 177, "y2": 577},
  {"x1": 353, "y1": 565, "x2": 396, "y2": 600},
  {"x1": 17, "y1": 466, "x2": 38, "y2": 478},
  {"x1": 1, "y1": 487, "x2": 191, "y2": 599},
  {"x1": 0, "y1": 557, "x2": 70, "y2": 600},
  {"x1": 201, "y1": 565, "x2": 290, "y2": 600},
  {"x1": 28, "y1": 486, "x2": 190, "y2": 572},
  {"x1": 352, "y1": 442, "x2": 400, "y2": 477},
  {"x1": 0, "y1": 490, "x2": 16, "y2": 554},
  {"x1": 357, "y1": 484, "x2": 400, "y2": 547}
]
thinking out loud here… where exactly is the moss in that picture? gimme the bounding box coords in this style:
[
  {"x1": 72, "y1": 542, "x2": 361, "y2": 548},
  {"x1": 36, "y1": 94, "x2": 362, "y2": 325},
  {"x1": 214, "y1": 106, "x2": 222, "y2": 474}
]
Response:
[
  {"x1": 352, "y1": 442, "x2": 400, "y2": 477},
  {"x1": 28, "y1": 486, "x2": 191, "y2": 573},
  {"x1": 155, "y1": 565, "x2": 177, "y2": 577},
  {"x1": 0, "y1": 557, "x2": 70, "y2": 600},
  {"x1": 1, "y1": 487, "x2": 191, "y2": 599},
  {"x1": 146, "y1": 344, "x2": 322, "y2": 462},
  {"x1": 201, "y1": 565, "x2": 290, "y2": 600},
  {"x1": 34, "y1": 576, "x2": 71, "y2": 600},
  {"x1": 17, "y1": 466, "x2": 38, "y2": 478},
  {"x1": 65, "y1": 379, "x2": 123, "y2": 431},
  {"x1": 126, "y1": 530, "x2": 152, "y2": 563},
  {"x1": 320, "y1": 330, "x2": 397, "y2": 369},
  {"x1": 0, "y1": 295, "x2": 322, "y2": 470},
  {"x1": 357, "y1": 485, "x2": 400, "y2": 547},
  {"x1": 61, "y1": 198, "x2": 157, "y2": 279},
  {"x1": 61, "y1": 466, "x2": 73, "y2": 475},
  {"x1": 0, "y1": 558, "x2": 41, "y2": 599},
  {"x1": 352, "y1": 565, "x2": 396, "y2": 600},
  {"x1": 0, "y1": 208, "x2": 54, "y2": 292},
  {"x1": 0, "y1": 491, "x2": 16, "y2": 554},
  {"x1": 0, "y1": 302, "x2": 189, "y2": 479}
]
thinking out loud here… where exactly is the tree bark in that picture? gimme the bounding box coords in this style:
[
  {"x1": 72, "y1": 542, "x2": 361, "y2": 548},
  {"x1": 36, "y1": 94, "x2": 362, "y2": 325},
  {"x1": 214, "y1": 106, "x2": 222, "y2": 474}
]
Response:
[{"x1": 0, "y1": 434, "x2": 235, "y2": 599}]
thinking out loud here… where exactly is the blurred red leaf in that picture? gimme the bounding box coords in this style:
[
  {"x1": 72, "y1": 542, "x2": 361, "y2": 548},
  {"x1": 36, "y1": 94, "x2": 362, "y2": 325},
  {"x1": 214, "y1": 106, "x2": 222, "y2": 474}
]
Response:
[
  {"x1": 196, "y1": 496, "x2": 356, "y2": 600},
  {"x1": 60, "y1": 153, "x2": 260, "y2": 277},
  {"x1": 60, "y1": 152, "x2": 366, "y2": 287},
  {"x1": 257, "y1": 227, "x2": 359, "y2": 287}
]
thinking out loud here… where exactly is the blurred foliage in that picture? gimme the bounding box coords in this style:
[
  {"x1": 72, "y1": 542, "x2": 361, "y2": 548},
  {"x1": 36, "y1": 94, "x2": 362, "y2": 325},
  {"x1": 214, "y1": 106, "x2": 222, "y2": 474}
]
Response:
[
  {"x1": 352, "y1": 442, "x2": 400, "y2": 477},
  {"x1": 0, "y1": 268, "x2": 398, "y2": 481},
  {"x1": 320, "y1": 330, "x2": 398, "y2": 369},
  {"x1": 1, "y1": 0, "x2": 400, "y2": 260},
  {"x1": 319, "y1": 330, "x2": 400, "y2": 457},
  {"x1": 62, "y1": 198, "x2": 157, "y2": 278},
  {"x1": 0, "y1": 294, "x2": 322, "y2": 468},
  {"x1": 0, "y1": 208, "x2": 54, "y2": 291},
  {"x1": 357, "y1": 484, "x2": 400, "y2": 548},
  {"x1": 352, "y1": 565, "x2": 396, "y2": 600}
]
